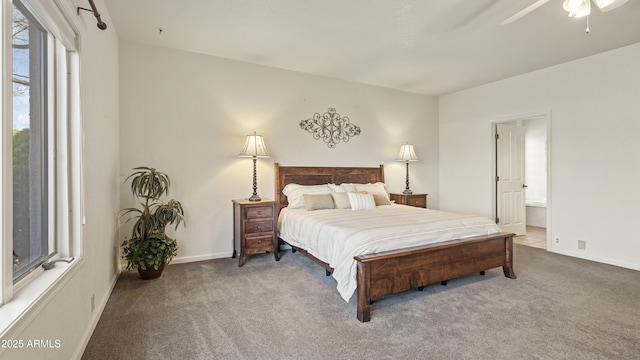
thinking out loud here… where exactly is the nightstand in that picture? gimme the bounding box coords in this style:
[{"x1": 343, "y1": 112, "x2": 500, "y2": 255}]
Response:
[
  {"x1": 232, "y1": 199, "x2": 279, "y2": 267},
  {"x1": 389, "y1": 193, "x2": 428, "y2": 208}
]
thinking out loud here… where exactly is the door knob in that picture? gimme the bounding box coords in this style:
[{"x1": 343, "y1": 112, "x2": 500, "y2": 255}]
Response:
[{"x1": 522, "y1": 184, "x2": 528, "y2": 188}]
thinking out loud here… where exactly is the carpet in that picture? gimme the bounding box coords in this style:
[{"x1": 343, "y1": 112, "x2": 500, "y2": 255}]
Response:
[{"x1": 82, "y1": 244, "x2": 640, "y2": 360}]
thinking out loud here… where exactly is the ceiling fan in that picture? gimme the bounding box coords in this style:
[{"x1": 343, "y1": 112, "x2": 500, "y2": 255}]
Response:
[{"x1": 500, "y1": 0, "x2": 630, "y2": 25}]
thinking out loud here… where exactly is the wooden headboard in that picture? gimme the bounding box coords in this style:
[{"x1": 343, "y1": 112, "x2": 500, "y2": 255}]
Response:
[{"x1": 274, "y1": 163, "x2": 384, "y2": 214}]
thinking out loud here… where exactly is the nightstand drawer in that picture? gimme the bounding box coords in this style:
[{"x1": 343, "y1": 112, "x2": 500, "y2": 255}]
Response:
[
  {"x1": 245, "y1": 206, "x2": 273, "y2": 219},
  {"x1": 389, "y1": 193, "x2": 428, "y2": 208},
  {"x1": 245, "y1": 220, "x2": 273, "y2": 234},
  {"x1": 408, "y1": 197, "x2": 426, "y2": 208},
  {"x1": 245, "y1": 235, "x2": 273, "y2": 252}
]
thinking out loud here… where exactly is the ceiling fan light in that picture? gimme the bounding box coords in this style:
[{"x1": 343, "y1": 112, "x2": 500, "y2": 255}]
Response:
[
  {"x1": 563, "y1": 0, "x2": 591, "y2": 17},
  {"x1": 563, "y1": 0, "x2": 585, "y2": 10}
]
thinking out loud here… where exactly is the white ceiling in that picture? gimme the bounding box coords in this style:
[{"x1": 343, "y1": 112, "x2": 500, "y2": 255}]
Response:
[{"x1": 103, "y1": 0, "x2": 640, "y2": 96}]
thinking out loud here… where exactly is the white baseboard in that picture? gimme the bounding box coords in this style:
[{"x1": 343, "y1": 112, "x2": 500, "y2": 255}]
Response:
[
  {"x1": 118, "y1": 251, "x2": 234, "y2": 271},
  {"x1": 169, "y1": 251, "x2": 233, "y2": 264},
  {"x1": 549, "y1": 248, "x2": 640, "y2": 271}
]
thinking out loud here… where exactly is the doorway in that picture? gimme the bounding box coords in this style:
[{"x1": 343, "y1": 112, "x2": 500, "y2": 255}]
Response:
[{"x1": 493, "y1": 115, "x2": 549, "y2": 249}]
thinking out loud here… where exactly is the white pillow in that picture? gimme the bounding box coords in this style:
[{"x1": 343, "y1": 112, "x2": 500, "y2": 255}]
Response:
[
  {"x1": 339, "y1": 183, "x2": 357, "y2": 192},
  {"x1": 282, "y1": 183, "x2": 300, "y2": 195},
  {"x1": 283, "y1": 183, "x2": 333, "y2": 209},
  {"x1": 347, "y1": 192, "x2": 376, "y2": 211},
  {"x1": 328, "y1": 183, "x2": 345, "y2": 192},
  {"x1": 355, "y1": 182, "x2": 389, "y2": 199}
]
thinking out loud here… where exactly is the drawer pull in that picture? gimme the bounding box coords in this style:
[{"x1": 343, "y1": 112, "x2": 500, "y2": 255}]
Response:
[
  {"x1": 257, "y1": 211, "x2": 262, "y2": 215},
  {"x1": 257, "y1": 240, "x2": 262, "y2": 244}
]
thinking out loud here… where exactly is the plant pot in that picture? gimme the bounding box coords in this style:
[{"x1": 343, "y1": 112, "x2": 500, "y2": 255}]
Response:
[{"x1": 137, "y1": 263, "x2": 166, "y2": 280}]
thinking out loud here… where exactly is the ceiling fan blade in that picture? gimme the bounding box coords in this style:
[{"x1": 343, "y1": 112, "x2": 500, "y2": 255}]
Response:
[
  {"x1": 500, "y1": 0, "x2": 551, "y2": 25},
  {"x1": 596, "y1": 0, "x2": 629, "y2": 12}
]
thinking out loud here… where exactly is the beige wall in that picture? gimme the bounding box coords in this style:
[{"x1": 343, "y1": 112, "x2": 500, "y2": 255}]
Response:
[
  {"x1": 439, "y1": 42, "x2": 640, "y2": 270},
  {"x1": 118, "y1": 40, "x2": 439, "y2": 263}
]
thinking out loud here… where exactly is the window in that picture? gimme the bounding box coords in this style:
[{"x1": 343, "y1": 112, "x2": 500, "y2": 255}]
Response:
[
  {"x1": 11, "y1": 0, "x2": 51, "y2": 281},
  {"x1": 2, "y1": 0, "x2": 80, "y2": 307}
]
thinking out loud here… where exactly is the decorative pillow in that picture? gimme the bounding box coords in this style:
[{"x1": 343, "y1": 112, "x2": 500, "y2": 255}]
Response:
[
  {"x1": 372, "y1": 193, "x2": 392, "y2": 206},
  {"x1": 283, "y1": 184, "x2": 333, "y2": 209},
  {"x1": 347, "y1": 192, "x2": 376, "y2": 211},
  {"x1": 331, "y1": 192, "x2": 351, "y2": 209},
  {"x1": 303, "y1": 194, "x2": 335, "y2": 211}
]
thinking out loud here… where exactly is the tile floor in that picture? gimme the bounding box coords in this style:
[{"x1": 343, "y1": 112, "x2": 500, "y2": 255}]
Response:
[{"x1": 514, "y1": 225, "x2": 547, "y2": 249}]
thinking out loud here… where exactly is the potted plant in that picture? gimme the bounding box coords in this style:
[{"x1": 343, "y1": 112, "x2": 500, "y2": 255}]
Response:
[{"x1": 120, "y1": 166, "x2": 185, "y2": 279}]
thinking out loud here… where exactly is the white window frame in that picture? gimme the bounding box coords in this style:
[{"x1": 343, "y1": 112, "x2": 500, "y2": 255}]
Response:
[{"x1": 0, "y1": 0, "x2": 83, "y2": 336}]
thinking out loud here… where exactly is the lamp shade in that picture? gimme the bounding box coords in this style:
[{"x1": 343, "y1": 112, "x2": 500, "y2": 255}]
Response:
[
  {"x1": 239, "y1": 132, "x2": 270, "y2": 158},
  {"x1": 396, "y1": 143, "x2": 418, "y2": 162}
]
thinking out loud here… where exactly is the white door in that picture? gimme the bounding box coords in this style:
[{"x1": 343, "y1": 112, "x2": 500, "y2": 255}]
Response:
[{"x1": 496, "y1": 123, "x2": 526, "y2": 235}]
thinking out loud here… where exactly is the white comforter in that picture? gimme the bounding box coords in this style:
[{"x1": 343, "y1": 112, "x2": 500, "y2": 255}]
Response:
[{"x1": 278, "y1": 204, "x2": 501, "y2": 302}]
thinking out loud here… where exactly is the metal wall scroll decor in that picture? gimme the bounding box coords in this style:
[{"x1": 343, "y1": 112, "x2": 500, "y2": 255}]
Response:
[{"x1": 299, "y1": 108, "x2": 361, "y2": 148}]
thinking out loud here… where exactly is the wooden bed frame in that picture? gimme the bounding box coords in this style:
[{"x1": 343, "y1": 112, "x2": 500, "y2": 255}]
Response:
[{"x1": 274, "y1": 163, "x2": 516, "y2": 322}]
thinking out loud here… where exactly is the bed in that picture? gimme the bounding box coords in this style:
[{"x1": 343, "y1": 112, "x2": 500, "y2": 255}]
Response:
[{"x1": 274, "y1": 163, "x2": 516, "y2": 322}]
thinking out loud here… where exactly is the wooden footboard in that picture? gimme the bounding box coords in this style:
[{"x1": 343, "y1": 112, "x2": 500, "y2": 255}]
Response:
[{"x1": 354, "y1": 232, "x2": 516, "y2": 322}]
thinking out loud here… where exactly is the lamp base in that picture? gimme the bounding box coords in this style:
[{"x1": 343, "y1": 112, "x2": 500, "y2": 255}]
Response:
[
  {"x1": 248, "y1": 157, "x2": 261, "y2": 202},
  {"x1": 403, "y1": 189, "x2": 413, "y2": 195}
]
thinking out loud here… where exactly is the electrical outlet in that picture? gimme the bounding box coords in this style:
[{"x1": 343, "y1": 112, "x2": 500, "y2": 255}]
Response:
[
  {"x1": 91, "y1": 294, "x2": 95, "y2": 313},
  {"x1": 578, "y1": 240, "x2": 586, "y2": 250},
  {"x1": 555, "y1": 237, "x2": 560, "y2": 244}
]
